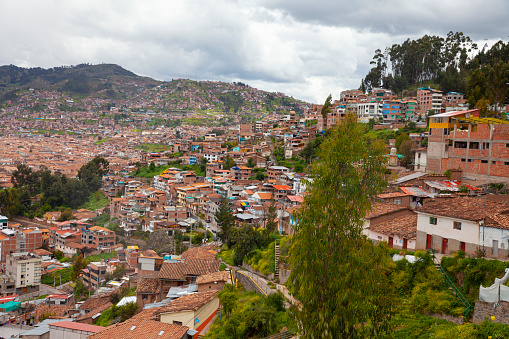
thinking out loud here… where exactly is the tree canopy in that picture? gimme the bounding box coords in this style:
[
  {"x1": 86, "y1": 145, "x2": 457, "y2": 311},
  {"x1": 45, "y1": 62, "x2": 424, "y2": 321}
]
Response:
[{"x1": 288, "y1": 113, "x2": 396, "y2": 337}]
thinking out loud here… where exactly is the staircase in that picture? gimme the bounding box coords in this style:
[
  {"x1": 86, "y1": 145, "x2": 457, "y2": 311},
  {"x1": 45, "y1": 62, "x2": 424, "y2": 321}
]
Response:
[
  {"x1": 431, "y1": 252, "x2": 472, "y2": 317},
  {"x1": 275, "y1": 240, "x2": 280, "y2": 280}
]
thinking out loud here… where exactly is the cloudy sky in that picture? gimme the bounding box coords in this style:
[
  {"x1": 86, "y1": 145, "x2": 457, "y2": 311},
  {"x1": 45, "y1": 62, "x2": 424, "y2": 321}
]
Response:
[{"x1": 0, "y1": 0, "x2": 507, "y2": 103}]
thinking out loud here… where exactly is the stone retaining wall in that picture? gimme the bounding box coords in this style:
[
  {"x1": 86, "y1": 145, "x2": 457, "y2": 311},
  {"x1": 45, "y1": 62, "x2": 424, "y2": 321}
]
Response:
[{"x1": 473, "y1": 300, "x2": 509, "y2": 324}]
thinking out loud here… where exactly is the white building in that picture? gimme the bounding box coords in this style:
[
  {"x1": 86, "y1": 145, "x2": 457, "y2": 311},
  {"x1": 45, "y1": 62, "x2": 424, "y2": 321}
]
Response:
[
  {"x1": 6, "y1": 252, "x2": 42, "y2": 294},
  {"x1": 357, "y1": 102, "x2": 383, "y2": 123},
  {"x1": 416, "y1": 197, "x2": 509, "y2": 258}
]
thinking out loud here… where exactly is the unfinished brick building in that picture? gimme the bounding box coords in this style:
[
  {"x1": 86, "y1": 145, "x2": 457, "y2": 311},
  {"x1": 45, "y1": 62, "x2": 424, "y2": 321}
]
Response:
[{"x1": 427, "y1": 109, "x2": 509, "y2": 182}]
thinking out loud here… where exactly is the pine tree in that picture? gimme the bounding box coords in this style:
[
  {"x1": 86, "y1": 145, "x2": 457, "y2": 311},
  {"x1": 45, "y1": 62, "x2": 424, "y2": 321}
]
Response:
[{"x1": 288, "y1": 113, "x2": 396, "y2": 338}]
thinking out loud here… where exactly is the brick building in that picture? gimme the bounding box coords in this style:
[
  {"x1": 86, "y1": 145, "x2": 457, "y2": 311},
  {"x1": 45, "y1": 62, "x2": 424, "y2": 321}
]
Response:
[
  {"x1": 0, "y1": 228, "x2": 43, "y2": 263},
  {"x1": 427, "y1": 109, "x2": 509, "y2": 181}
]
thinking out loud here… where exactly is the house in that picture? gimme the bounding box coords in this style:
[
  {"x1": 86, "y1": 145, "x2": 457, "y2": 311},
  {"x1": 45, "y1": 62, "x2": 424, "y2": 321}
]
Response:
[
  {"x1": 88, "y1": 319, "x2": 189, "y2": 339},
  {"x1": 196, "y1": 271, "x2": 229, "y2": 292},
  {"x1": 363, "y1": 202, "x2": 415, "y2": 248},
  {"x1": 49, "y1": 321, "x2": 111, "y2": 339},
  {"x1": 365, "y1": 213, "x2": 418, "y2": 250},
  {"x1": 157, "y1": 290, "x2": 219, "y2": 337},
  {"x1": 157, "y1": 258, "x2": 220, "y2": 301},
  {"x1": 416, "y1": 196, "x2": 509, "y2": 258}
]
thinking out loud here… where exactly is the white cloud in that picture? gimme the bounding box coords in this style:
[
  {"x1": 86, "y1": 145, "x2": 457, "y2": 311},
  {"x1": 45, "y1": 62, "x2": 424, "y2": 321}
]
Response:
[{"x1": 0, "y1": 1, "x2": 507, "y2": 103}]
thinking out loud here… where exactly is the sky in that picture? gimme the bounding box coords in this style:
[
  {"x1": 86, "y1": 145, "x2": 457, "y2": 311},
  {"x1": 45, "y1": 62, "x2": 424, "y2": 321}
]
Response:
[{"x1": 0, "y1": 0, "x2": 508, "y2": 104}]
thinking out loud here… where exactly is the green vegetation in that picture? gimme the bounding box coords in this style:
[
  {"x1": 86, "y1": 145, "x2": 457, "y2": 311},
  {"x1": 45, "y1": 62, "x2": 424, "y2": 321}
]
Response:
[
  {"x1": 134, "y1": 143, "x2": 172, "y2": 152},
  {"x1": 132, "y1": 164, "x2": 169, "y2": 178},
  {"x1": 288, "y1": 113, "x2": 395, "y2": 337},
  {"x1": 94, "y1": 137, "x2": 111, "y2": 145},
  {"x1": 95, "y1": 302, "x2": 138, "y2": 327},
  {"x1": 1, "y1": 157, "x2": 109, "y2": 218},
  {"x1": 217, "y1": 247, "x2": 235, "y2": 266},
  {"x1": 206, "y1": 284, "x2": 291, "y2": 338},
  {"x1": 85, "y1": 251, "x2": 117, "y2": 263},
  {"x1": 80, "y1": 189, "x2": 110, "y2": 211},
  {"x1": 41, "y1": 267, "x2": 72, "y2": 287},
  {"x1": 363, "y1": 32, "x2": 509, "y2": 118}
]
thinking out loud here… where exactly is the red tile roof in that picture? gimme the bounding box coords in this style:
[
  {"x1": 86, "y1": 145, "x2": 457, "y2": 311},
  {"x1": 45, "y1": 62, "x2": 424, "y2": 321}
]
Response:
[
  {"x1": 88, "y1": 319, "x2": 188, "y2": 339},
  {"x1": 49, "y1": 320, "x2": 104, "y2": 332},
  {"x1": 157, "y1": 290, "x2": 219, "y2": 315},
  {"x1": 365, "y1": 202, "x2": 408, "y2": 219},
  {"x1": 368, "y1": 213, "x2": 418, "y2": 239}
]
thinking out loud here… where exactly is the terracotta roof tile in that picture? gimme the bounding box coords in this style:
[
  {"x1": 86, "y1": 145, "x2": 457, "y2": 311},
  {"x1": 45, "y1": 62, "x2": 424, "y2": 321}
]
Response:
[
  {"x1": 368, "y1": 213, "x2": 417, "y2": 239},
  {"x1": 417, "y1": 197, "x2": 509, "y2": 226},
  {"x1": 366, "y1": 202, "x2": 408, "y2": 219},
  {"x1": 195, "y1": 271, "x2": 229, "y2": 285},
  {"x1": 89, "y1": 319, "x2": 189, "y2": 339},
  {"x1": 136, "y1": 278, "x2": 160, "y2": 294},
  {"x1": 158, "y1": 258, "x2": 220, "y2": 280},
  {"x1": 157, "y1": 290, "x2": 218, "y2": 315},
  {"x1": 181, "y1": 246, "x2": 217, "y2": 261}
]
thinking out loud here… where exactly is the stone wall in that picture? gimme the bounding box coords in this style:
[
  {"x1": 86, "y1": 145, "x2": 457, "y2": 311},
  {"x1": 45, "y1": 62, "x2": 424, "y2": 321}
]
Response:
[
  {"x1": 278, "y1": 265, "x2": 291, "y2": 285},
  {"x1": 242, "y1": 262, "x2": 273, "y2": 280},
  {"x1": 235, "y1": 271, "x2": 264, "y2": 295},
  {"x1": 425, "y1": 313, "x2": 463, "y2": 325},
  {"x1": 473, "y1": 300, "x2": 509, "y2": 324}
]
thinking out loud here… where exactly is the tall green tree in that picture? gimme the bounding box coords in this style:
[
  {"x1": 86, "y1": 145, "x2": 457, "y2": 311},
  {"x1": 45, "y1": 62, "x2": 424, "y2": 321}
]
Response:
[
  {"x1": 215, "y1": 196, "x2": 235, "y2": 247},
  {"x1": 288, "y1": 113, "x2": 396, "y2": 338},
  {"x1": 264, "y1": 198, "x2": 278, "y2": 238},
  {"x1": 223, "y1": 155, "x2": 235, "y2": 171},
  {"x1": 320, "y1": 94, "x2": 333, "y2": 120}
]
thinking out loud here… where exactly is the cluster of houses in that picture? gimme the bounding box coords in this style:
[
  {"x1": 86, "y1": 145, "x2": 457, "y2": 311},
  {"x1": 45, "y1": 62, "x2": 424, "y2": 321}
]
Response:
[{"x1": 1, "y1": 244, "x2": 228, "y2": 339}]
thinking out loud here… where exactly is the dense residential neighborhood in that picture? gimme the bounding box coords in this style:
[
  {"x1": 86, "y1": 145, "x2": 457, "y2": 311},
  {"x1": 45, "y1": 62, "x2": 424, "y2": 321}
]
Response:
[{"x1": 1, "y1": 60, "x2": 509, "y2": 338}]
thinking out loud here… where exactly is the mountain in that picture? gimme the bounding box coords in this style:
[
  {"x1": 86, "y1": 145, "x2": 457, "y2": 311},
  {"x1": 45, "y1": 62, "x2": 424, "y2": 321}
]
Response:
[
  {"x1": 0, "y1": 63, "x2": 159, "y2": 97},
  {"x1": 0, "y1": 64, "x2": 309, "y2": 114}
]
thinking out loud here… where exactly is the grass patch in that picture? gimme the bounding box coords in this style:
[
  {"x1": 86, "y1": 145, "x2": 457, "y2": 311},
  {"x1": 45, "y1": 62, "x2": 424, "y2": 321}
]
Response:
[
  {"x1": 80, "y1": 190, "x2": 110, "y2": 211},
  {"x1": 94, "y1": 137, "x2": 111, "y2": 145},
  {"x1": 41, "y1": 267, "x2": 72, "y2": 287},
  {"x1": 217, "y1": 247, "x2": 235, "y2": 266},
  {"x1": 131, "y1": 165, "x2": 169, "y2": 178},
  {"x1": 134, "y1": 143, "x2": 172, "y2": 152},
  {"x1": 85, "y1": 252, "x2": 117, "y2": 263}
]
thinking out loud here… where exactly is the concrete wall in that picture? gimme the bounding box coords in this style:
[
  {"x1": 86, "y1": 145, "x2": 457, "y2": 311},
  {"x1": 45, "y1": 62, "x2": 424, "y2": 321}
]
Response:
[
  {"x1": 160, "y1": 298, "x2": 219, "y2": 332},
  {"x1": 367, "y1": 230, "x2": 416, "y2": 250},
  {"x1": 49, "y1": 328, "x2": 95, "y2": 339}
]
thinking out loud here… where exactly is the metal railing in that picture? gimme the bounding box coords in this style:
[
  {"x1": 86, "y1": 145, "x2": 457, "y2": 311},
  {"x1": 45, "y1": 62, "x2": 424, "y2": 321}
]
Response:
[{"x1": 431, "y1": 251, "x2": 472, "y2": 317}]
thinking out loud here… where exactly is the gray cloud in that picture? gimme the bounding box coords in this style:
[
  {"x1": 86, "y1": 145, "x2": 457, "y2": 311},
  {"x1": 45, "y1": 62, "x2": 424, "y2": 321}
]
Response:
[{"x1": 0, "y1": 1, "x2": 506, "y2": 103}]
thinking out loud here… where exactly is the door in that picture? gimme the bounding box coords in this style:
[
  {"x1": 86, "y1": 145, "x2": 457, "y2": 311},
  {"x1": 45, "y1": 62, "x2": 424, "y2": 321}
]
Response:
[
  {"x1": 426, "y1": 234, "x2": 432, "y2": 250},
  {"x1": 493, "y1": 240, "x2": 499, "y2": 257},
  {"x1": 403, "y1": 238, "x2": 408, "y2": 250},
  {"x1": 460, "y1": 241, "x2": 466, "y2": 252},
  {"x1": 442, "y1": 238, "x2": 448, "y2": 254},
  {"x1": 388, "y1": 237, "x2": 393, "y2": 248}
]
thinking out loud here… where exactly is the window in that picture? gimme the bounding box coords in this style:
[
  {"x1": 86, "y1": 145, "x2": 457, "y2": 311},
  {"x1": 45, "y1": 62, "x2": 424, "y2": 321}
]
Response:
[
  {"x1": 482, "y1": 160, "x2": 488, "y2": 164},
  {"x1": 483, "y1": 142, "x2": 490, "y2": 149},
  {"x1": 455, "y1": 141, "x2": 467, "y2": 149},
  {"x1": 506, "y1": 143, "x2": 509, "y2": 148},
  {"x1": 506, "y1": 162, "x2": 509, "y2": 166},
  {"x1": 453, "y1": 221, "x2": 462, "y2": 230},
  {"x1": 469, "y1": 142, "x2": 479, "y2": 149},
  {"x1": 492, "y1": 161, "x2": 497, "y2": 165},
  {"x1": 461, "y1": 158, "x2": 466, "y2": 162},
  {"x1": 173, "y1": 321, "x2": 183, "y2": 326},
  {"x1": 394, "y1": 199, "x2": 402, "y2": 205},
  {"x1": 430, "y1": 217, "x2": 438, "y2": 225},
  {"x1": 468, "y1": 159, "x2": 473, "y2": 162}
]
